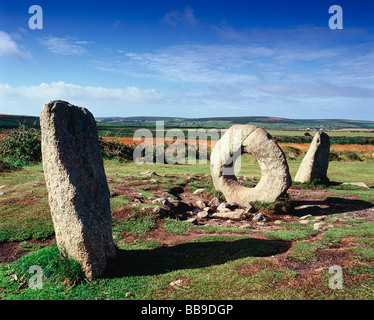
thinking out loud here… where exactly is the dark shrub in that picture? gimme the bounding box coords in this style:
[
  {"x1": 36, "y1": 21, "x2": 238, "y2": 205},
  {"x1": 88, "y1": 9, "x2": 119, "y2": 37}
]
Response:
[
  {"x1": 99, "y1": 137, "x2": 135, "y2": 161},
  {"x1": 0, "y1": 125, "x2": 41, "y2": 168}
]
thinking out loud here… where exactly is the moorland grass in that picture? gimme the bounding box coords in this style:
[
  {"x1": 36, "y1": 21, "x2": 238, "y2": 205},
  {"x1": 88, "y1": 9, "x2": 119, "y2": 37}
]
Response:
[{"x1": 1, "y1": 154, "x2": 373, "y2": 300}]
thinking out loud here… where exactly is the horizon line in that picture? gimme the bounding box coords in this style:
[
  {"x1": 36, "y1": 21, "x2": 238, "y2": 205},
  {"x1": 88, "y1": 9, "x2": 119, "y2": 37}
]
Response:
[{"x1": 1, "y1": 114, "x2": 374, "y2": 123}]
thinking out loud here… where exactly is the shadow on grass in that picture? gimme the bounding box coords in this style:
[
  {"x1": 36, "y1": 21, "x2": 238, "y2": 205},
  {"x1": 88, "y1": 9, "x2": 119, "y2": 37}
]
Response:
[
  {"x1": 293, "y1": 197, "x2": 373, "y2": 217},
  {"x1": 105, "y1": 237, "x2": 291, "y2": 278}
]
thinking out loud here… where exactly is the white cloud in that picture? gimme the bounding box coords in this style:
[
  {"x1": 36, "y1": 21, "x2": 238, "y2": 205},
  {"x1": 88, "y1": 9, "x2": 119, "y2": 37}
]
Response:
[
  {"x1": 0, "y1": 81, "x2": 163, "y2": 102},
  {"x1": 87, "y1": 38, "x2": 374, "y2": 119},
  {"x1": 98, "y1": 44, "x2": 272, "y2": 84},
  {"x1": 255, "y1": 80, "x2": 374, "y2": 98},
  {"x1": 0, "y1": 31, "x2": 32, "y2": 60},
  {"x1": 0, "y1": 81, "x2": 165, "y2": 116},
  {"x1": 96, "y1": 40, "x2": 373, "y2": 92},
  {"x1": 0, "y1": 80, "x2": 372, "y2": 120},
  {"x1": 39, "y1": 36, "x2": 92, "y2": 55},
  {"x1": 162, "y1": 7, "x2": 199, "y2": 27}
]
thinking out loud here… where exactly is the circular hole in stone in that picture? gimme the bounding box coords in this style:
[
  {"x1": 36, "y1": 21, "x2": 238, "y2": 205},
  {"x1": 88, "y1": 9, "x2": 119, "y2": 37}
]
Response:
[{"x1": 229, "y1": 150, "x2": 261, "y2": 187}]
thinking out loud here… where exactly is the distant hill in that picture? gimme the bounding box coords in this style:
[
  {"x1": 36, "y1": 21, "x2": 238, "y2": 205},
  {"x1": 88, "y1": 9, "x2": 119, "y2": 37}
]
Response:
[
  {"x1": 1, "y1": 114, "x2": 374, "y2": 131},
  {"x1": 96, "y1": 116, "x2": 374, "y2": 131},
  {"x1": 0, "y1": 114, "x2": 40, "y2": 129}
]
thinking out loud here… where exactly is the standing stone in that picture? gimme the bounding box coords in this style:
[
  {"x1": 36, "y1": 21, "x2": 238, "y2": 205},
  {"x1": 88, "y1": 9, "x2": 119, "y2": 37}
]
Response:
[
  {"x1": 40, "y1": 100, "x2": 116, "y2": 280},
  {"x1": 294, "y1": 132, "x2": 330, "y2": 183}
]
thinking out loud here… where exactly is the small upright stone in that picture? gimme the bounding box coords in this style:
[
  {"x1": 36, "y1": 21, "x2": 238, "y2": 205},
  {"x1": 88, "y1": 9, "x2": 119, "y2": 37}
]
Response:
[
  {"x1": 40, "y1": 100, "x2": 116, "y2": 280},
  {"x1": 294, "y1": 132, "x2": 330, "y2": 183}
]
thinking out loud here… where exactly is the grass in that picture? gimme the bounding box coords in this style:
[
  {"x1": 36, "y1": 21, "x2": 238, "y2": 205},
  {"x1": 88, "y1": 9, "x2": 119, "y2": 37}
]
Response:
[
  {"x1": 287, "y1": 241, "x2": 326, "y2": 262},
  {"x1": 4, "y1": 227, "x2": 372, "y2": 300},
  {"x1": 113, "y1": 209, "x2": 157, "y2": 237},
  {"x1": 1, "y1": 245, "x2": 85, "y2": 299},
  {"x1": 0, "y1": 170, "x2": 54, "y2": 242},
  {"x1": 326, "y1": 184, "x2": 374, "y2": 202},
  {"x1": 349, "y1": 238, "x2": 374, "y2": 261},
  {"x1": 163, "y1": 218, "x2": 191, "y2": 235},
  {"x1": 263, "y1": 222, "x2": 318, "y2": 241},
  {"x1": 1, "y1": 148, "x2": 373, "y2": 300},
  {"x1": 110, "y1": 195, "x2": 130, "y2": 210},
  {"x1": 263, "y1": 228, "x2": 317, "y2": 241},
  {"x1": 322, "y1": 222, "x2": 374, "y2": 245},
  {"x1": 0, "y1": 234, "x2": 287, "y2": 300}
]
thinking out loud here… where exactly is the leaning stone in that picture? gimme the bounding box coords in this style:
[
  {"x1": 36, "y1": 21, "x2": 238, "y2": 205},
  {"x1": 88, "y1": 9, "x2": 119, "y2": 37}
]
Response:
[
  {"x1": 40, "y1": 100, "x2": 116, "y2": 281},
  {"x1": 210, "y1": 125, "x2": 291, "y2": 206},
  {"x1": 294, "y1": 132, "x2": 330, "y2": 183}
]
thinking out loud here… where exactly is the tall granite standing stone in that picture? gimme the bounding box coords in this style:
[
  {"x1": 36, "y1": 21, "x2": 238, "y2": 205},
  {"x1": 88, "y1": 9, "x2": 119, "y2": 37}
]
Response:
[
  {"x1": 40, "y1": 100, "x2": 116, "y2": 280},
  {"x1": 294, "y1": 132, "x2": 330, "y2": 183}
]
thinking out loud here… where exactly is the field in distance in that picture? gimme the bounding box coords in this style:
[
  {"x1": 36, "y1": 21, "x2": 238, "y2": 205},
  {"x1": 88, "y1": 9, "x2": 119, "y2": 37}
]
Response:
[{"x1": 1, "y1": 114, "x2": 374, "y2": 132}]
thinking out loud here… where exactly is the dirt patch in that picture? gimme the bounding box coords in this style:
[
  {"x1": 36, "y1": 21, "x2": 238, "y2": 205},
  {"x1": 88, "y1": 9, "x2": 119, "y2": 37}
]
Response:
[
  {"x1": 0, "y1": 242, "x2": 21, "y2": 263},
  {"x1": 112, "y1": 206, "x2": 133, "y2": 220},
  {"x1": 0, "y1": 194, "x2": 38, "y2": 207},
  {"x1": 282, "y1": 246, "x2": 351, "y2": 277},
  {"x1": 270, "y1": 240, "x2": 370, "y2": 299},
  {"x1": 237, "y1": 254, "x2": 286, "y2": 276},
  {"x1": 236, "y1": 261, "x2": 265, "y2": 276},
  {"x1": 120, "y1": 219, "x2": 206, "y2": 245},
  {"x1": 0, "y1": 237, "x2": 56, "y2": 264}
]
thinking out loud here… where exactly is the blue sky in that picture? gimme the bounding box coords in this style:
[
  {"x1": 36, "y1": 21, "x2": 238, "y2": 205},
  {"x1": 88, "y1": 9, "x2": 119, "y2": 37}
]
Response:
[{"x1": 0, "y1": 0, "x2": 373, "y2": 120}]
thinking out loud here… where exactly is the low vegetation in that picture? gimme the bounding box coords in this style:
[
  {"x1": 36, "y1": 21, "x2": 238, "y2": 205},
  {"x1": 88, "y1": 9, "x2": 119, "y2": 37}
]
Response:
[
  {"x1": 0, "y1": 126, "x2": 41, "y2": 170},
  {"x1": 1, "y1": 126, "x2": 373, "y2": 172}
]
